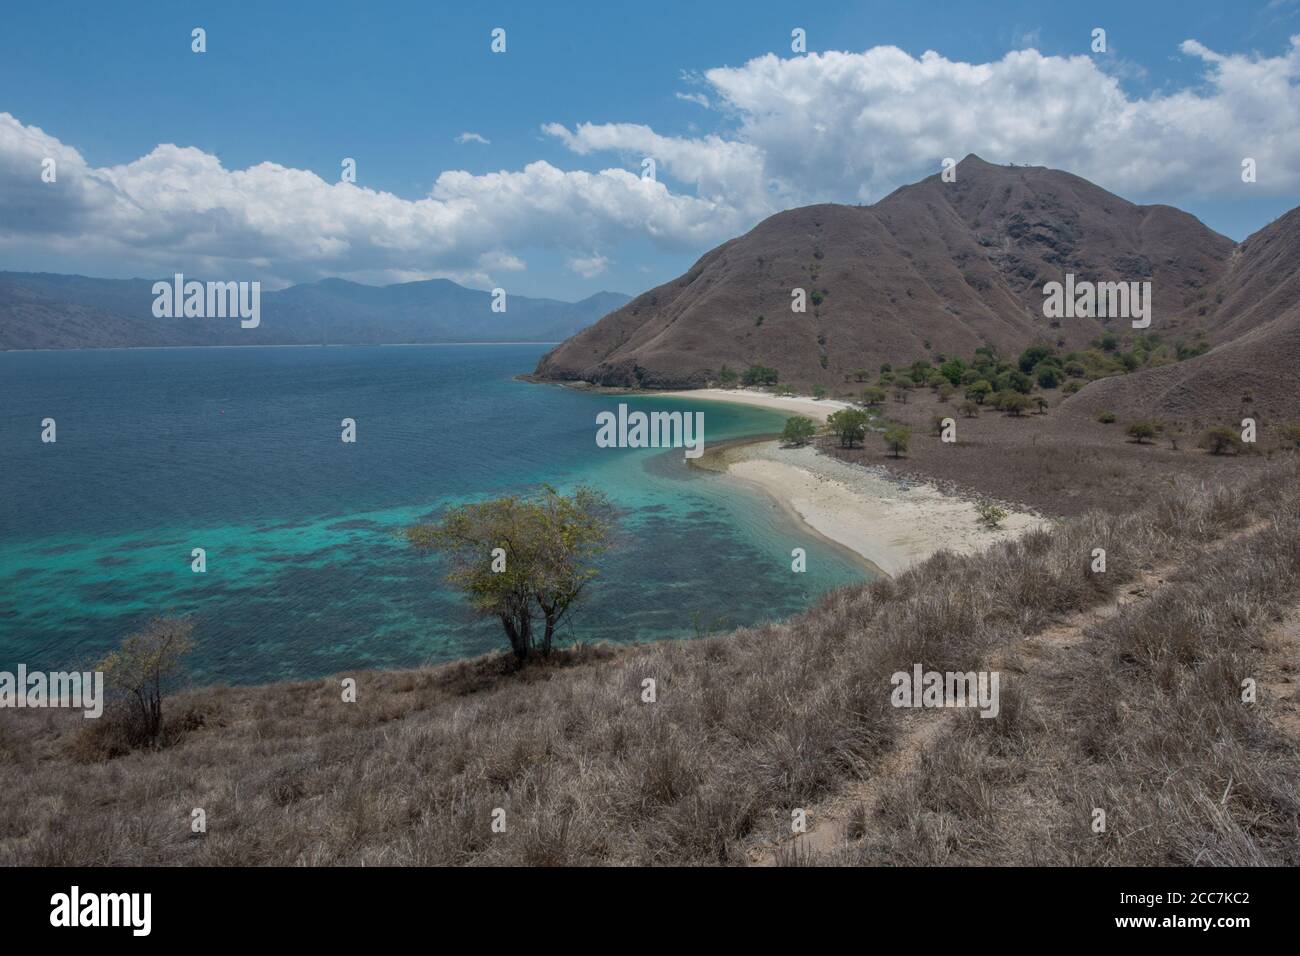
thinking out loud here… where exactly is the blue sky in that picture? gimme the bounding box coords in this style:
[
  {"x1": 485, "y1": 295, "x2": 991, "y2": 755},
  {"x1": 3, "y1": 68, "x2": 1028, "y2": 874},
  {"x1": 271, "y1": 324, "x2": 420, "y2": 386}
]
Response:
[{"x1": 2, "y1": 0, "x2": 1299, "y2": 299}]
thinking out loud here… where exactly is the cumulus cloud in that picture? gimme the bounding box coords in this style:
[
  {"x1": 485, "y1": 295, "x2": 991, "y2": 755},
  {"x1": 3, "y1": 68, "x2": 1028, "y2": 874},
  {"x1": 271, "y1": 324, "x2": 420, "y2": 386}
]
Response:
[
  {"x1": 454, "y1": 131, "x2": 491, "y2": 145},
  {"x1": 0, "y1": 114, "x2": 733, "y2": 287},
  {"x1": 699, "y1": 39, "x2": 1300, "y2": 201},
  {"x1": 2, "y1": 36, "x2": 1299, "y2": 285},
  {"x1": 546, "y1": 38, "x2": 1300, "y2": 210}
]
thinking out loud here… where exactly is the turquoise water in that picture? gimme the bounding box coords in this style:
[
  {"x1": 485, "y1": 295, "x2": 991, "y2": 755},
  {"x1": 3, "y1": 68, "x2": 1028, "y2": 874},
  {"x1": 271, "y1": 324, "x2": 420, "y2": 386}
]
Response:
[{"x1": 0, "y1": 345, "x2": 866, "y2": 684}]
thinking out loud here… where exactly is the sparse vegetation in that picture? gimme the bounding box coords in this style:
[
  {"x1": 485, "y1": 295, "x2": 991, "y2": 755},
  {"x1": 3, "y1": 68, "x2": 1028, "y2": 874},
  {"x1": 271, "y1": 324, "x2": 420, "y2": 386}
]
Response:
[{"x1": 9, "y1": 463, "x2": 1295, "y2": 866}]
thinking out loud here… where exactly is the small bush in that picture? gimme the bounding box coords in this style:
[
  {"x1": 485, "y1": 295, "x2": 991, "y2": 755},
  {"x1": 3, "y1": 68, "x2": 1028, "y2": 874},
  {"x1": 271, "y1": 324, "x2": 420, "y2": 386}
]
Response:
[
  {"x1": 1098, "y1": 410, "x2": 1117, "y2": 424},
  {"x1": 1200, "y1": 426, "x2": 1242, "y2": 456},
  {"x1": 1127, "y1": 421, "x2": 1158, "y2": 444},
  {"x1": 976, "y1": 503, "x2": 1009, "y2": 529}
]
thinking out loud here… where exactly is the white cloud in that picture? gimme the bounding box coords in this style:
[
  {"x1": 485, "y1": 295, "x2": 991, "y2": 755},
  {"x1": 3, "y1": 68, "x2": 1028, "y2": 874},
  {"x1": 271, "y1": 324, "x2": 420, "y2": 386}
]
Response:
[
  {"x1": 454, "y1": 131, "x2": 491, "y2": 145},
  {"x1": 3, "y1": 36, "x2": 1299, "y2": 286},
  {"x1": 566, "y1": 253, "x2": 609, "y2": 278},
  {"x1": 697, "y1": 39, "x2": 1300, "y2": 201},
  {"x1": 549, "y1": 38, "x2": 1300, "y2": 209},
  {"x1": 0, "y1": 114, "x2": 734, "y2": 287},
  {"x1": 675, "y1": 91, "x2": 711, "y2": 108}
]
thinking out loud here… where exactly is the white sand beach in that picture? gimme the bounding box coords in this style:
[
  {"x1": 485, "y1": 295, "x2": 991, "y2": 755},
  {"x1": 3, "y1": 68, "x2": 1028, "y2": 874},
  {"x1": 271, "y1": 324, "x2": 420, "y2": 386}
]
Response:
[
  {"x1": 658, "y1": 388, "x2": 853, "y2": 423},
  {"x1": 676, "y1": 389, "x2": 1045, "y2": 576},
  {"x1": 722, "y1": 441, "x2": 1043, "y2": 576}
]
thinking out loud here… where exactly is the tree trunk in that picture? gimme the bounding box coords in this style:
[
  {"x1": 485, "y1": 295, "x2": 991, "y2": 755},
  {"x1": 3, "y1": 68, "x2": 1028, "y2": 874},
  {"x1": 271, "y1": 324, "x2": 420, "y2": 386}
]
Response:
[
  {"x1": 541, "y1": 613, "x2": 557, "y2": 657},
  {"x1": 501, "y1": 614, "x2": 530, "y2": 660}
]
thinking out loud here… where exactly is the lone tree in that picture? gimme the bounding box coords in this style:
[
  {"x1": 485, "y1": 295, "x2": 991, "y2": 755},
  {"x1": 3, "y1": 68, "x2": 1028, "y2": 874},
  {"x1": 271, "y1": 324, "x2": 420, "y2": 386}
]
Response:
[
  {"x1": 1127, "y1": 421, "x2": 1158, "y2": 444},
  {"x1": 884, "y1": 426, "x2": 910, "y2": 458},
  {"x1": 780, "y1": 415, "x2": 817, "y2": 447},
  {"x1": 826, "y1": 408, "x2": 870, "y2": 448},
  {"x1": 98, "y1": 616, "x2": 196, "y2": 747},
  {"x1": 406, "y1": 486, "x2": 613, "y2": 660},
  {"x1": 861, "y1": 386, "x2": 887, "y2": 407}
]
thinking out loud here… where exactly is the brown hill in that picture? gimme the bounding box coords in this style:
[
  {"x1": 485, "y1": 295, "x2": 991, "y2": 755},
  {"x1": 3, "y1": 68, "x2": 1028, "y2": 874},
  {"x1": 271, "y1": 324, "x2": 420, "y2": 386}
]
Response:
[
  {"x1": 535, "y1": 155, "x2": 1235, "y2": 388},
  {"x1": 1062, "y1": 207, "x2": 1300, "y2": 425}
]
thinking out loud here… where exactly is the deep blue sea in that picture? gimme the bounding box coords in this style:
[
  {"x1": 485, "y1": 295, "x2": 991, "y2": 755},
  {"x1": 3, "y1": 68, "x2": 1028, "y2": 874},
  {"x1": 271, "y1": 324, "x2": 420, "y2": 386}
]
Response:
[{"x1": 0, "y1": 345, "x2": 866, "y2": 684}]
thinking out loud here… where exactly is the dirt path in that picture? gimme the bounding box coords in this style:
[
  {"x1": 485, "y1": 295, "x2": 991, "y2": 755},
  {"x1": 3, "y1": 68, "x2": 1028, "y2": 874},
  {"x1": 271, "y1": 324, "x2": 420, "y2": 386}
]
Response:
[
  {"x1": 748, "y1": 522, "x2": 1269, "y2": 866},
  {"x1": 1259, "y1": 611, "x2": 1300, "y2": 740}
]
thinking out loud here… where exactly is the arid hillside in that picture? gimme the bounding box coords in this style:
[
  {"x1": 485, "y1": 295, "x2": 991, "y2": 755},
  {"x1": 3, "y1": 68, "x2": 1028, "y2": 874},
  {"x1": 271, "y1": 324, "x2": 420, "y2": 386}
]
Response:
[
  {"x1": 3, "y1": 459, "x2": 1297, "y2": 866},
  {"x1": 1060, "y1": 207, "x2": 1300, "y2": 424},
  {"x1": 535, "y1": 155, "x2": 1237, "y2": 389}
]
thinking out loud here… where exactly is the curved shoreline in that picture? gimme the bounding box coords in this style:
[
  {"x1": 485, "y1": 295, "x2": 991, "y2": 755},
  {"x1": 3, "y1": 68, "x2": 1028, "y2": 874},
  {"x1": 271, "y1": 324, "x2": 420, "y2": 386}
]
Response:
[
  {"x1": 692, "y1": 435, "x2": 889, "y2": 579},
  {"x1": 680, "y1": 391, "x2": 1046, "y2": 576}
]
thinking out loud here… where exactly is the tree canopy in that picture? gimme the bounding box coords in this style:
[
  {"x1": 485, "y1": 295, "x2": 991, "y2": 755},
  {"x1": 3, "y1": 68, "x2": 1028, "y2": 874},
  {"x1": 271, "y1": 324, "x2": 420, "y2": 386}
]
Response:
[
  {"x1": 826, "y1": 408, "x2": 871, "y2": 448},
  {"x1": 406, "y1": 486, "x2": 613, "y2": 660}
]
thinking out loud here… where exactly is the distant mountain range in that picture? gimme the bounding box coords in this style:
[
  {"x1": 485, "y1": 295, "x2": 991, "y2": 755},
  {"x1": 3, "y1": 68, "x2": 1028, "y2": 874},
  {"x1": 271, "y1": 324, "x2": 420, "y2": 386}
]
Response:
[
  {"x1": 0, "y1": 272, "x2": 630, "y2": 349},
  {"x1": 536, "y1": 154, "x2": 1300, "y2": 422}
]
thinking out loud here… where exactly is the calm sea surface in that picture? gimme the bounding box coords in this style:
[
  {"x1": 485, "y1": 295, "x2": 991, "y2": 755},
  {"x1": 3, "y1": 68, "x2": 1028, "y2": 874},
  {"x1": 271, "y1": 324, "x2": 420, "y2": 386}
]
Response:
[{"x1": 0, "y1": 345, "x2": 867, "y2": 684}]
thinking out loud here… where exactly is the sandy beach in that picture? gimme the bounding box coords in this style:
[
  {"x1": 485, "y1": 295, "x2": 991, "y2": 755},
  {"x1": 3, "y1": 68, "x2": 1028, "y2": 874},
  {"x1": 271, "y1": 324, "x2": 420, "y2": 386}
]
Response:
[
  {"x1": 659, "y1": 388, "x2": 853, "y2": 423},
  {"x1": 678, "y1": 389, "x2": 1045, "y2": 576}
]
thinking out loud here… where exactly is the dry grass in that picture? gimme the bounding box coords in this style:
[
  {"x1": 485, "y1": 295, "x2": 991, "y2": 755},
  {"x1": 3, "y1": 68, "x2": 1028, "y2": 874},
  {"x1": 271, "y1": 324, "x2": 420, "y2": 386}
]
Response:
[
  {"x1": 2, "y1": 462, "x2": 1296, "y2": 866},
  {"x1": 824, "y1": 388, "x2": 1285, "y2": 516},
  {"x1": 845, "y1": 493, "x2": 1300, "y2": 866}
]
